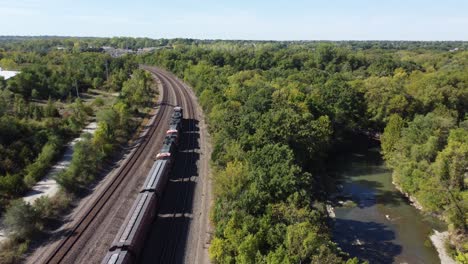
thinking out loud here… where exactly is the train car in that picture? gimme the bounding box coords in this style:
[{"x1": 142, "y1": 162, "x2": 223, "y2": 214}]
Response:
[
  {"x1": 169, "y1": 106, "x2": 183, "y2": 130},
  {"x1": 101, "y1": 248, "x2": 132, "y2": 264},
  {"x1": 173, "y1": 106, "x2": 183, "y2": 120},
  {"x1": 109, "y1": 192, "x2": 157, "y2": 257},
  {"x1": 165, "y1": 106, "x2": 183, "y2": 145},
  {"x1": 166, "y1": 128, "x2": 180, "y2": 146},
  {"x1": 102, "y1": 106, "x2": 184, "y2": 264},
  {"x1": 140, "y1": 159, "x2": 170, "y2": 194},
  {"x1": 155, "y1": 136, "x2": 176, "y2": 160}
]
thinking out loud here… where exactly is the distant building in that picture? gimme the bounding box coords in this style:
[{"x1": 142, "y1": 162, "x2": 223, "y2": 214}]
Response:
[
  {"x1": 101, "y1": 46, "x2": 134, "y2": 58},
  {"x1": 0, "y1": 67, "x2": 20, "y2": 80},
  {"x1": 137, "y1": 47, "x2": 157, "y2": 54}
]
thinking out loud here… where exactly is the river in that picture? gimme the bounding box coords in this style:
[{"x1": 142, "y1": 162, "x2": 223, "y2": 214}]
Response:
[{"x1": 330, "y1": 140, "x2": 446, "y2": 264}]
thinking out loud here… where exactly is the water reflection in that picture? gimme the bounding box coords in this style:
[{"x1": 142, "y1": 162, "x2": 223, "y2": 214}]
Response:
[
  {"x1": 330, "y1": 142, "x2": 442, "y2": 264},
  {"x1": 334, "y1": 218, "x2": 402, "y2": 263}
]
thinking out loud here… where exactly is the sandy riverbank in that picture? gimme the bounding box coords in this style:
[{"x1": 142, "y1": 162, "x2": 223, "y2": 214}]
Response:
[
  {"x1": 431, "y1": 230, "x2": 456, "y2": 264},
  {"x1": 392, "y1": 180, "x2": 456, "y2": 264}
]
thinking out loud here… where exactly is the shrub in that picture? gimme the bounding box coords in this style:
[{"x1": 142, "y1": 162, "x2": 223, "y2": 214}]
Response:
[
  {"x1": 0, "y1": 238, "x2": 28, "y2": 264},
  {"x1": 3, "y1": 200, "x2": 41, "y2": 239},
  {"x1": 93, "y1": 96, "x2": 105, "y2": 107}
]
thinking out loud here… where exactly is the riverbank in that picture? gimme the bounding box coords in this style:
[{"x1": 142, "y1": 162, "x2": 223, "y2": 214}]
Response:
[
  {"x1": 431, "y1": 230, "x2": 457, "y2": 264},
  {"x1": 329, "y1": 142, "x2": 444, "y2": 263},
  {"x1": 392, "y1": 177, "x2": 457, "y2": 263}
]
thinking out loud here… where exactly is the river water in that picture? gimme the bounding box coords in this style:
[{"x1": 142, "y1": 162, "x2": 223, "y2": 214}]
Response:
[{"x1": 331, "y1": 141, "x2": 446, "y2": 264}]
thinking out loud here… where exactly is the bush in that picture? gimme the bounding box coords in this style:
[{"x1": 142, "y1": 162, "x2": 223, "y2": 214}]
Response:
[
  {"x1": 55, "y1": 134, "x2": 102, "y2": 193},
  {"x1": 3, "y1": 200, "x2": 41, "y2": 239},
  {"x1": 93, "y1": 96, "x2": 105, "y2": 107},
  {"x1": 24, "y1": 139, "x2": 60, "y2": 187},
  {"x1": 0, "y1": 174, "x2": 26, "y2": 201},
  {"x1": 33, "y1": 191, "x2": 72, "y2": 221},
  {"x1": 0, "y1": 238, "x2": 28, "y2": 264}
]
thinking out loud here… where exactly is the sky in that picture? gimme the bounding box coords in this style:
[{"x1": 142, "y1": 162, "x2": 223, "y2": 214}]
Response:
[{"x1": 1, "y1": 0, "x2": 467, "y2": 40}]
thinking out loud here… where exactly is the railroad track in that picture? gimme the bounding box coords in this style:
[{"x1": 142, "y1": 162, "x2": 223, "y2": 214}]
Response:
[
  {"x1": 43, "y1": 67, "x2": 183, "y2": 264},
  {"x1": 139, "y1": 68, "x2": 199, "y2": 263},
  {"x1": 163, "y1": 71, "x2": 197, "y2": 263}
]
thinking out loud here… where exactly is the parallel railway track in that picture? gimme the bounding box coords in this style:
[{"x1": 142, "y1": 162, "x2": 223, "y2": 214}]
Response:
[
  {"x1": 152, "y1": 69, "x2": 197, "y2": 263},
  {"x1": 138, "y1": 68, "x2": 200, "y2": 264}
]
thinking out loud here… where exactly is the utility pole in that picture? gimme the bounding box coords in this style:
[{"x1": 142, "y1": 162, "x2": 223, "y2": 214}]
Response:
[
  {"x1": 75, "y1": 79, "x2": 80, "y2": 98},
  {"x1": 105, "y1": 60, "x2": 109, "y2": 81}
]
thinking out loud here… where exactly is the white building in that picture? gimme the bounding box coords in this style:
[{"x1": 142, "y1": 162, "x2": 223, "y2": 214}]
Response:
[{"x1": 0, "y1": 67, "x2": 20, "y2": 80}]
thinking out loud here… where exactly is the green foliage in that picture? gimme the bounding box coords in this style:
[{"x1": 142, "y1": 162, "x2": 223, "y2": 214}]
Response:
[
  {"x1": 55, "y1": 134, "x2": 103, "y2": 192},
  {"x1": 57, "y1": 92, "x2": 141, "y2": 193},
  {"x1": 0, "y1": 238, "x2": 29, "y2": 264},
  {"x1": 149, "y1": 45, "x2": 354, "y2": 263},
  {"x1": 381, "y1": 114, "x2": 405, "y2": 165},
  {"x1": 141, "y1": 41, "x2": 468, "y2": 262},
  {"x1": 93, "y1": 96, "x2": 105, "y2": 107},
  {"x1": 3, "y1": 199, "x2": 41, "y2": 239},
  {"x1": 1, "y1": 38, "x2": 467, "y2": 262},
  {"x1": 382, "y1": 110, "x2": 467, "y2": 251},
  {"x1": 121, "y1": 69, "x2": 154, "y2": 109},
  {"x1": 24, "y1": 136, "x2": 61, "y2": 187},
  {"x1": 456, "y1": 250, "x2": 468, "y2": 264}
]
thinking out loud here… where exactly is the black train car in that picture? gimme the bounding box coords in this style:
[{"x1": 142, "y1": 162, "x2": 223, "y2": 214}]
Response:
[
  {"x1": 101, "y1": 249, "x2": 132, "y2": 264},
  {"x1": 140, "y1": 159, "x2": 170, "y2": 194},
  {"x1": 155, "y1": 135, "x2": 177, "y2": 160},
  {"x1": 169, "y1": 107, "x2": 183, "y2": 130},
  {"x1": 108, "y1": 192, "x2": 157, "y2": 259}
]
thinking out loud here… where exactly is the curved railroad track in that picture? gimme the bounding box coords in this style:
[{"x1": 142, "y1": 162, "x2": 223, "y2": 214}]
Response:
[
  {"x1": 152, "y1": 69, "x2": 196, "y2": 263},
  {"x1": 42, "y1": 67, "x2": 184, "y2": 264},
  {"x1": 138, "y1": 68, "x2": 206, "y2": 264}
]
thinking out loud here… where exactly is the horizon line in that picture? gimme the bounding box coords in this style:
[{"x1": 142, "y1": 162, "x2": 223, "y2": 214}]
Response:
[{"x1": 1, "y1": 35, "x2": 468, "y2": 42}]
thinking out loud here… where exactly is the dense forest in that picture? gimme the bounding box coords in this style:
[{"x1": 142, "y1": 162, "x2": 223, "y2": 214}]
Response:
[
  {"x1": 139, "y1": 41, "x2": 467, "y2": 263},
  {"x1": 0, "y1": 47, "x2": 139, "y2": 203},
  {"x1": 0, "y1": 38, "x2": 466, "y2": 263}
]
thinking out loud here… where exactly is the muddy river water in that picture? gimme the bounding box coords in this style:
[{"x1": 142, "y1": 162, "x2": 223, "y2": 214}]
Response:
[{"x1": 331, "y1": 143, "x2": 446, "y2": 264}]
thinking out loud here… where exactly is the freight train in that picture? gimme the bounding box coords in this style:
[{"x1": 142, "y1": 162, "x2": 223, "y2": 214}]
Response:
[{"x1": 102, "y1": 106, "x2": 183, "y2": 264}]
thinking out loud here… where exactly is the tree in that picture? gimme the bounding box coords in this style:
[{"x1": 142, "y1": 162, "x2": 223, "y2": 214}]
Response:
[
  {"x1": 121, "y1": 69, "x2": 153, "y2": 109},
  {"x1": 0, "y1": 58, "x2": 18, "y2": 70},
  {"x1": 44, "y1": 98, "x2": 59, "y2": 118},
  {"x1": 3, "y1": 199, "x2": 41, "y2": 239},
  {"x1": 381, "y1": 114, "x2": 405, "y2": 165}
]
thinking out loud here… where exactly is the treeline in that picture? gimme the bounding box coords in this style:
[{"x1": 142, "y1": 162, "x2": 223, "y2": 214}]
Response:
[
  {"x1": 1, "y1": 36, "x2": 467, "y2": 54},
  {"x1": 0, "y1": 37, "x2": 174, "y2": 53},
  {"x1": 1, "y1": 51, "x2": 137, "y2": 98},
  {"x1": 141, "y1": 41, "x2": 467, "y2": 262}
]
